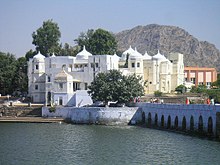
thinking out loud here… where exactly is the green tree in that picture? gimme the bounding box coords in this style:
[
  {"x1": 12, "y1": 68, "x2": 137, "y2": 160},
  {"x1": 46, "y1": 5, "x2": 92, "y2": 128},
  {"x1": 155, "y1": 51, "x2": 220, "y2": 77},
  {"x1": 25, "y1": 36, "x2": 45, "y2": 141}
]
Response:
[
  {"x1": 59, "y1": 43, "x2": 78, "y2": 56},
  {"x1": 175, "y1": 85, "x2": 186, "y2": 93},
  {"x1": 12, "y1": 57, "x2": 28, "y2": 95},
  {"x1": 32, "y1": 19, "x2": 61, "y2": 56},
  {"x1": 88, "y1": 70, "x2": 145, "y2": 105},
  {"x1": 190, "y1": 85, "x2": 207, "y2": 93},
  {"x1": 25, "y1": 49, "x2": 37, "y2": 61},
  {"x1": 0, "y1": 52, "x2": 17, "y2": 95},
  {"x1": 74, "y1": 29, "x2": 94, "y2": 50},
  {"x1": 75, "y1": 28, "x2": 117, "y2": 55}
]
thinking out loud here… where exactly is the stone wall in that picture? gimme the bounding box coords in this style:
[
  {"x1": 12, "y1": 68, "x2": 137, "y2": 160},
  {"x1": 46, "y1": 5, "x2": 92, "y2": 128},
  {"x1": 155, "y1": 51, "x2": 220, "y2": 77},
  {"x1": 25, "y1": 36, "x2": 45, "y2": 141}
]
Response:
[
  {"x1": 0, "y1": 106, "x2": 42, "y2": 117},
  {"x1": 42, "y1": 107, "x2": 139, "y2": 125},
  {"x1": 136, "y1": 103, "x2": 220, "y2": 137},
  {"x1": 216, "y1": 112, "x2": 220, "y2": 139}
]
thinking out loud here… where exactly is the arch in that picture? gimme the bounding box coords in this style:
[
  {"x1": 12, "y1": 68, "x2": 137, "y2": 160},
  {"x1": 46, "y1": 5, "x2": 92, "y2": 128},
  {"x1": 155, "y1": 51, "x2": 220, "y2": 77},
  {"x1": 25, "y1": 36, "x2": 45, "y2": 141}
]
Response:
[
  {"x1": 154, "y1": 113, "x2": 158, "y2": 127},
  {"x1": 142, "y1": 112, "x2": 145, "y2": 124},
  {"x1": 190, "y1": 116, "x2": 194, "y2": 131},
  {"x1": 161, "y1": 115, "x2": 164, "y2": 128},
  {"x1": 182, "y1": 116, "x2": 186, "y2": 131},
  {"x1": 198, "y1": 115, "x2": 203, "y2": 133},
  {"x1": 147, "y1": 112, "x2": 152, "y2": 127},
  {"x1": 208, "y1": 117, "x2": 213, "y2": 136},
  {"x1": 167, "y1": 115, "x2": 171, "y2": 129},
  {"x1": 174, "y1": 116, "x2": 178, "y2": 130}
]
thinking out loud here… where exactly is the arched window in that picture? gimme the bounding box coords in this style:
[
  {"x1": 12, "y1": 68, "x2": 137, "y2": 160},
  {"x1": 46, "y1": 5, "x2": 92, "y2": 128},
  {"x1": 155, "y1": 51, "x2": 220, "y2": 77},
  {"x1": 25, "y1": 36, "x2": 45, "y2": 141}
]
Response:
[
  {"x1": 142, "y1": 112, "x2": 145, "y2": 124},
  {"x1": 147, "y1": 112, "x2": 152, "y2": 127},
  {"x1": 208, "y1": 117, "x2": 213, "y2": 136},
  {"x1": 198, "y1": 115, "x2": 203, "y2": 133},
  {"x1": 161, "y1": 115, "x2": 164, "y2": 128},
  {"x1": 167, "y1": 115, "x2": 171, "y2": 129},
  {"x1": 48, "y1": 76, "x2": 51, "y2": 82},
  {"x1": 190, "y1": 116, "x2": 194, "y2": 131},
  {"x1": 174, "y1": 116, "x2": 178, "y2": 130},
  {"x1": 59, "y1": 97, "x2": 63, "y2": 105},
  {"x1": 155, "y1": 114, "x2": 158, "y2": 127},
  {"x1": 182, "y1": 116, "x2": 186, "y2": 131}
]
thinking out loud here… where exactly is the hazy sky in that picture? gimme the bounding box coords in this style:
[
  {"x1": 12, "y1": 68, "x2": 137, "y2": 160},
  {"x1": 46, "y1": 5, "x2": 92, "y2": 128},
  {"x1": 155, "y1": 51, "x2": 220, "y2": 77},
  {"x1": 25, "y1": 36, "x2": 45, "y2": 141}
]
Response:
[{"x1": 0, "y1": 0, "x2": 220, "y2": 57}]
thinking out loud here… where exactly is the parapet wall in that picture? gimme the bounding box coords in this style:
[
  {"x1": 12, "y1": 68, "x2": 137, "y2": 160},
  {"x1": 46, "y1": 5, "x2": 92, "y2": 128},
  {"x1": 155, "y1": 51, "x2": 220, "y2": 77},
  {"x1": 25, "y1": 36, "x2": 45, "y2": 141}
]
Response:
[
  {"x1": 42, "y1": 107, "x2": 139, "y2": 125},
  {"x1": 42, "y1": 104, "x2": 220, "y2": 138}
]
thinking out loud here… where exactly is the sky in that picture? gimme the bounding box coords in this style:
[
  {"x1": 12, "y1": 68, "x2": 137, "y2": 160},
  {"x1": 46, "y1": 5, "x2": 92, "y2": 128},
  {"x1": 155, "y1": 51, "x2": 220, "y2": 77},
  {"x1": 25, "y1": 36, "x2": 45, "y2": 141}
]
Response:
[{"x1": 0, "y1": 0, "x2": 220, "y2": 58}]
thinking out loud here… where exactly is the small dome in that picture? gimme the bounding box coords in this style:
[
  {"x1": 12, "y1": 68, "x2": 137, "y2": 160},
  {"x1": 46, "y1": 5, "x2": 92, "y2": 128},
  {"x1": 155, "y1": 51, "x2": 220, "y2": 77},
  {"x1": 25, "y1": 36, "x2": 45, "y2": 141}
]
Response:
[
  {"x1": 51, "y1": 53, "x2": 56, "y2": 57},
  {"x1": 112, "y1": 53, "x2": 120, "y2": 60},
  {"x1": 122, "y1": 45, "x2": 135, "y2": 55},
  {"x1": 76, "y1": 46, "x2": 92, "y2": 60},
  {"x1": 143, "y1": 51, "x2": 152, "y2": 60},
  {"x1": 54, "y1": 69, "x2": 73, "y2": 82},
  {"x1": 120, "y1": 46, "x2": 135, "y2": 61},
  {"x1": 129, "y1": 47, "x2": 143, "y2": 60},
  {"x1": 33, "y1": 51, "x2": 45, "y2": 61},
  {"x1": 152, "y1": 50, "x2": 167, "y2": 61}
]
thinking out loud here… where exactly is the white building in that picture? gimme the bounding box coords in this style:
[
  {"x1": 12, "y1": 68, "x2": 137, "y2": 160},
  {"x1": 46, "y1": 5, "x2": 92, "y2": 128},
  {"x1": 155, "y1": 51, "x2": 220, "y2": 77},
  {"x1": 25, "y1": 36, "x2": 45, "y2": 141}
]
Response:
[{"x1": 28, "y1": 46, "x2": 184, "y2": 105}]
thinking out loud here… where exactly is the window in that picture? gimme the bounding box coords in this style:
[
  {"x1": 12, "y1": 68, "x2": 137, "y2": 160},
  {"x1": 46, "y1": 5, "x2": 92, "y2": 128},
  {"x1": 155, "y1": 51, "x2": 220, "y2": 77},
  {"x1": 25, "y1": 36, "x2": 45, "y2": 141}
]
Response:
[
  {"x1": 59, "y1": 83, "x2": 63, "y2": 89},
  {"x1": 73, "y1": 82, "x2": 80, "y2": 91},
  {"x1": 35, "y1": 85, "x2": 38, "y2": 90},
  {"x1": 85, "y1": 83, "x2": 88, "y2": 90},
  {"x1": 48, "y1": 76, "x2": 51, "y2": 82},
  {"x1": 137, "y1": 62, "x2": 140, "y2": 67},
  {"x1": 68, "y1": 64, "x2": 72, "y2": 72},
  {"x1": 59, "y1": 97, "x2": 63, "y2": 105},
  {"x1": 96, "y1": 63, "x2": 99, "y2": 68},
  {"x1": 73, "y1": 83, "x2": 77, "y2": 91},
  {"x1": 191, "y1": 78, "x2": 196, "y2": 84},
  {"x1": 132, "y1": 63, "x2": 135, "y2": 68},
  {"x1": 35, "y1": 65, "x2": 39, "y2": 70}
]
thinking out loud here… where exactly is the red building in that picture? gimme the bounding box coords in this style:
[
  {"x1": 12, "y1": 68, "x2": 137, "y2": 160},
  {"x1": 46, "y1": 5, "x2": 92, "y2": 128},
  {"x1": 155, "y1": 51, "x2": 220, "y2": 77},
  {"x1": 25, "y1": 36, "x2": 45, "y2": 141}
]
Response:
[{"x1": 184, "y1": 67, "x2": 217, "y2": 87}]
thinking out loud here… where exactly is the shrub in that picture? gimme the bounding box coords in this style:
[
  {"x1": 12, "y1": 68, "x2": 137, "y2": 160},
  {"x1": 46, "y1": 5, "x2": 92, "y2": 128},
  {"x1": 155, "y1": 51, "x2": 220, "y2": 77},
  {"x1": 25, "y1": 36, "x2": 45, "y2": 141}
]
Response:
[
  {"x1": 175, "y1": 85, "x2": 186, "y2": 93},
  {"x1": 49, "y1": 106, "x2": 56, "y2": 113},
  {"x1": 154, "y1": 90, "x2": 162, "y2": 97}
]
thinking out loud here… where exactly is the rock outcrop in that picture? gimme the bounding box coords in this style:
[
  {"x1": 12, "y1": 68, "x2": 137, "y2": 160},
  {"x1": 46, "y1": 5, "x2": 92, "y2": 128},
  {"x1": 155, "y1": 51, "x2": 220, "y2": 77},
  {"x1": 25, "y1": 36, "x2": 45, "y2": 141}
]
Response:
[{"x1": 115, "y1": 24, "x2": 220, "y2": 71}]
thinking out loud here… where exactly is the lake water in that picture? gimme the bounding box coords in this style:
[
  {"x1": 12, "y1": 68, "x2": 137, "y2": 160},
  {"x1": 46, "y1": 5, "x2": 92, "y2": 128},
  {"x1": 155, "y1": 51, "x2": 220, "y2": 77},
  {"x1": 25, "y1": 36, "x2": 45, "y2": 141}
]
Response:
[{"x1": 0, "y1": 123, "x2": 220, "y2": 165}]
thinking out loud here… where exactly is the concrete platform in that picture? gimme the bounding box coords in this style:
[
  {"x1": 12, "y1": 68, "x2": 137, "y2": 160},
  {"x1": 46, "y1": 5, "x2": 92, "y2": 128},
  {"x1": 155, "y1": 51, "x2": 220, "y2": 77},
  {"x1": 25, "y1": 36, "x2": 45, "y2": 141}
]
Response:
[{"x1": 0, "y1": 117, "x2": 65, "y2": 123}]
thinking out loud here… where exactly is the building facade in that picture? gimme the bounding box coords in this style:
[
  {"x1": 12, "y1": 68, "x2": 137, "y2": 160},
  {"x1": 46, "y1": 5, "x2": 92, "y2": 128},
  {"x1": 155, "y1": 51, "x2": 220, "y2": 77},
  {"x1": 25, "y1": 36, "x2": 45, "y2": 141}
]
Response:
[
  {"x1": 184, "y1": 67, "x2": 217, "y2": 88},
  {"x1": 28, "y1": 46, "x2": 184, "y2": 105}
]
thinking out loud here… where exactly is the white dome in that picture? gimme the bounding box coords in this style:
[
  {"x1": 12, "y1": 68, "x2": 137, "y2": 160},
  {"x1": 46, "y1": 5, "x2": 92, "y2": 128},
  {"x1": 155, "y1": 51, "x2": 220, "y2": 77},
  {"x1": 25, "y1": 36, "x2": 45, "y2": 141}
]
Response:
[
  {"x1": 76, "y1": 46, "x2": 92, "y2": 60},
  {"x1": 129, "y1": 47, "x2": 143, "y2": 60},
  {"x1": 143, "y1": 51, "x2": 152, "y2": 60},
  {"x1": 51, "y1": 53, "x2": 56, "y2": 57},
  {"x1": 112, "y1": 53, "x2": 120, "y2": 60},
  {"x1": 120, "y1": 46, "x2": 135, "y2": 61},
  {"x1": 152, "y1": 50, "x2": 167, "y2": 61},
  {"x1": 33, "y1": 52, "x2": 45, "y2": 62},
  {"x1": 122, "y1": 45, "x2": 135, "y2": 55}
]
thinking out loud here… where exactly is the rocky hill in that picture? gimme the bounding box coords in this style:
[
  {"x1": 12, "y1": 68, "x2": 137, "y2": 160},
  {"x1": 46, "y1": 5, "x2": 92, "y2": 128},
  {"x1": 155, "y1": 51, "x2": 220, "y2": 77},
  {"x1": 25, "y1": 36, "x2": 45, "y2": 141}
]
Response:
[{"x1": 115, "y1": 24, "x2": 220, "y2": 71}]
